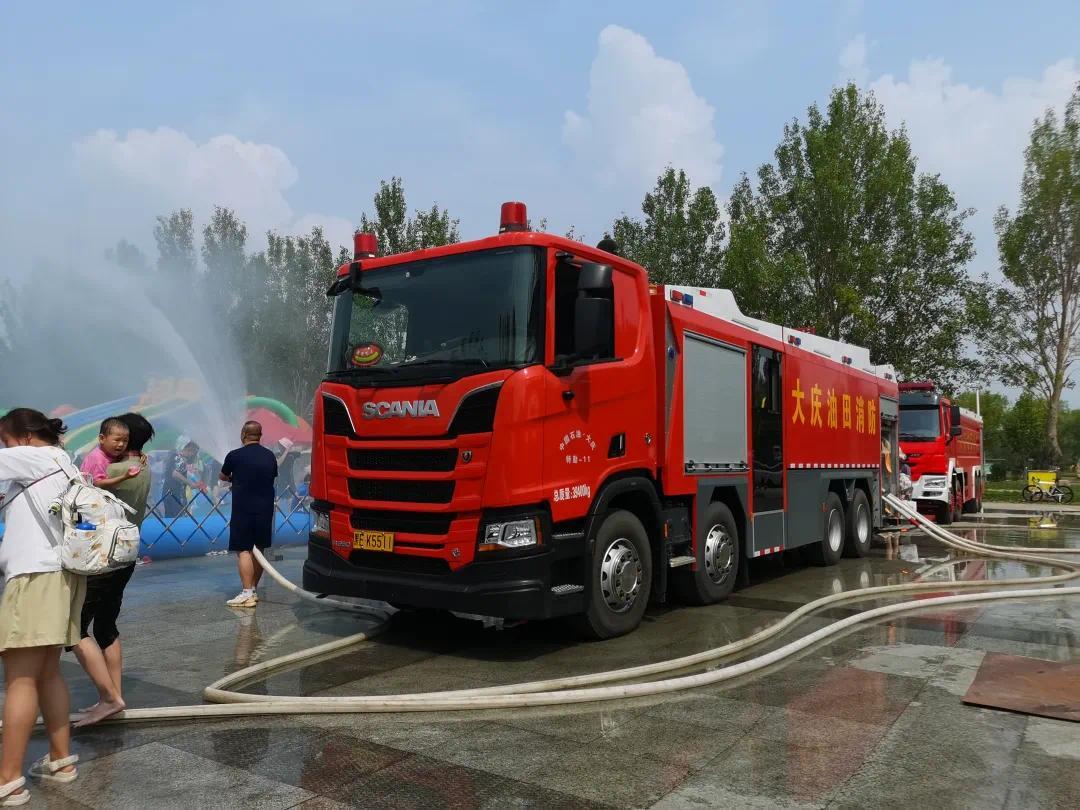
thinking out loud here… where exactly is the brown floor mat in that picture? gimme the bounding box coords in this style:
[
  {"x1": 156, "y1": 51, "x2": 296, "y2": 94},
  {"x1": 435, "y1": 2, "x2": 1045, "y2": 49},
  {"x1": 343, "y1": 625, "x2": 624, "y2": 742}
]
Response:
[{"x1": 963, "y1": 653, "x2": 1080, "y2": 722}]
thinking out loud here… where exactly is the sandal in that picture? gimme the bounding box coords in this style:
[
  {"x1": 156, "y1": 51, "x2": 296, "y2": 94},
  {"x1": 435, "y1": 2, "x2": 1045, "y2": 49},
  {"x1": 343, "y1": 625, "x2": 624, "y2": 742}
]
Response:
[
  {"x1": 28, "y1": 754, "x2": 78, "y2": 784},
  {"x1": 0, "y1": 777, "x2": 29, "y2": 806}
]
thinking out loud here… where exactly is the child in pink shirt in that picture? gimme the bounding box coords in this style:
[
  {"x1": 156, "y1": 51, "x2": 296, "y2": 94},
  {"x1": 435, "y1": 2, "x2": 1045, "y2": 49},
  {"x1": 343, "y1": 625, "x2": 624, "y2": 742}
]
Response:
[{"x1": 80, "y1": 418, "x2": 140, "y2": 489}]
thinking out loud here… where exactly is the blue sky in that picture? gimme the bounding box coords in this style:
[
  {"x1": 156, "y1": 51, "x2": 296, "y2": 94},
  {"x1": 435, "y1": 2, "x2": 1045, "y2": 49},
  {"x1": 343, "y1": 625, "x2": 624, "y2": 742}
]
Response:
[{"x1": 2, "y1": 0, "x2": 1077, "y2": 283}]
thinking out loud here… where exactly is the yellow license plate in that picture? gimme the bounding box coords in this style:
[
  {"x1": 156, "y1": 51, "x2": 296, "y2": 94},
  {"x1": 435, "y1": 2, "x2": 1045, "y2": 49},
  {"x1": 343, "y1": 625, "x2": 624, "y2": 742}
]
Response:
[{"x1": 353, "y1": 530, "x2": 394, "y2": 552}]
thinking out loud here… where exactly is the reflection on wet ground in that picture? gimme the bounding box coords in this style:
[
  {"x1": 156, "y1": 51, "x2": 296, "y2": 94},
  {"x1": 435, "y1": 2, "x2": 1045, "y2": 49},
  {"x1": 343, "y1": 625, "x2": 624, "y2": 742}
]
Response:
[{"x1": 2, "y1": 516, "x2": 1078, "y2": 808}]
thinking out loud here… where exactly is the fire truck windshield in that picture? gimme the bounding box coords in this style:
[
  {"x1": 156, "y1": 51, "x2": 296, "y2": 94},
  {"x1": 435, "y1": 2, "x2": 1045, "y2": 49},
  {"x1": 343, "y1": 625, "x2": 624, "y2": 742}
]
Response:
[
  {"x1": 327, "y1": 246, "x2": 544, "y2": 383},
  {"x1": 899, "y1": 406, "x2": 941, "y2": 441}
]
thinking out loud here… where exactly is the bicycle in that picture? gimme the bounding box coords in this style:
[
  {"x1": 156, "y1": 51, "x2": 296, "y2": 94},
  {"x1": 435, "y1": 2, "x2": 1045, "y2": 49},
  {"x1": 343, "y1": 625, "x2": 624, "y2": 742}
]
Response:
[{"x1": 1022, "y1": 482, "x2": 1074, "y2": 504}]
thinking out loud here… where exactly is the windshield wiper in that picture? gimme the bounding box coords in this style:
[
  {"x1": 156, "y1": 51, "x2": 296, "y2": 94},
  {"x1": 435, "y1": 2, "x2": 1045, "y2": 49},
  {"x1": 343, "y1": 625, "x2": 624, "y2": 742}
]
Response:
[
  {"x1": 326, "y1": 367, "x2": 393, "y2": 378},
  {"x1": 396, "y1": 357, "x2": 490, "y2": 369}
]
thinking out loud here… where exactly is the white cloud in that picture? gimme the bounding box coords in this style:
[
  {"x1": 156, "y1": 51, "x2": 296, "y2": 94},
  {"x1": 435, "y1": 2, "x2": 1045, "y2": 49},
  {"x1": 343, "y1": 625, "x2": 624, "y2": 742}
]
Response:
[
  {"x1": 288, "y1": 212, "x2": 356, "y2": 253},
  {"x1": 841, "y1": 40, "x2": 1079, "y2": 272},
  {"x1": 74, "y1": 127, "x2": 301, "y2": 241},
  {"x1": 563, "y1": 25, "x2": 724, "y2": 191},
  {"x1": 838, "y1": 34, "x2": 869, "y2": 85},
  {"x1": 72, "y1": 127, "x2": 361, "y2": 254}
]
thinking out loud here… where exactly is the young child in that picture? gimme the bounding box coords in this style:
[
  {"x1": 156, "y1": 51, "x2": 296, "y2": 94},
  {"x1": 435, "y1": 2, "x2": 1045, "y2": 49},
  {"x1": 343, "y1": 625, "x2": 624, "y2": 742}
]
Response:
[{"x1": 80, "y1": 417, "x2": 140, "y2": 490}]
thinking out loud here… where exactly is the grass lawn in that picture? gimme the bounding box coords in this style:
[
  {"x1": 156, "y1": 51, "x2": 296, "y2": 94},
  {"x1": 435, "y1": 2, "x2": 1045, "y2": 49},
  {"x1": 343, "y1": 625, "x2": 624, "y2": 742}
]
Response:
[{"x1": 984, "y1": 479, "x2": 1026, "y2": 501}]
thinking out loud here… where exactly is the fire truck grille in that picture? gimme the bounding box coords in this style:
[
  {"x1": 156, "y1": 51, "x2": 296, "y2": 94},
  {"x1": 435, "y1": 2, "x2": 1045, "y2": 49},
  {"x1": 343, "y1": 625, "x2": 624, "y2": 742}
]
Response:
[
  {"x1": 348, "y1": 478, "x2": 455, "y2": 504},
  {"x1": 347, "y1": 448, "x2": 458, "y2": 472},
  {"x1": 350, "y1": 510, "x2": 455, "y2": 535},
  {"x1": 348, "y1": 550, "x2": 450, "y2": 576}
]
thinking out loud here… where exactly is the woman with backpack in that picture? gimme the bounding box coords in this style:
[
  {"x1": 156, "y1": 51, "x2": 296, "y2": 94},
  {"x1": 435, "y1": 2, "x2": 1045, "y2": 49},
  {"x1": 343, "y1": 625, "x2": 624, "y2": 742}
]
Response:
[{"x1": 0, "y1": 409, "x2": 84, "y2": 805}]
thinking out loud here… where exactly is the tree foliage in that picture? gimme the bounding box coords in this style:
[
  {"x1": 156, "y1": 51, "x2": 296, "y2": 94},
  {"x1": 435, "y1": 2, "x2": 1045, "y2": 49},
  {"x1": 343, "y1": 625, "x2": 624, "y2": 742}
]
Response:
[
  {"x1": 724, "y1": 84, "x2": 983, "y2": 390},
  {"x1": 993, "y1": 83, "x2": 1080, "y2": 461},
  {"x1": 610, "y1": 167, "x2": 725, "y2": 286},
  {"x1": 359, "y1": 177, "x2": 460, "y2": 256},
  {"x1": 153, "y1": 209, "x2": 196, "y2": 281}
]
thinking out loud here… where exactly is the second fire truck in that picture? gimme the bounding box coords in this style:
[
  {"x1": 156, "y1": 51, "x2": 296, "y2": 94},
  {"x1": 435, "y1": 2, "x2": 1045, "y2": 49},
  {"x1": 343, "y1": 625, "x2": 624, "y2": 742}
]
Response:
[
  {"x1": 305, "y1": 202, "x2": 901, "y2": 638},
  {"x1": 899, "y1": 382, "x2": 984, "y2": 524}
]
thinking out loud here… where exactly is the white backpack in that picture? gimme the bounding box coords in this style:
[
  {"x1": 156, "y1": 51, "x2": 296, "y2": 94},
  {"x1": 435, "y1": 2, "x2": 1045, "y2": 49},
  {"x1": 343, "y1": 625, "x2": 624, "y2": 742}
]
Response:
[{"x1": 49, "y1": 469, "x2": 141, "y2": 574}]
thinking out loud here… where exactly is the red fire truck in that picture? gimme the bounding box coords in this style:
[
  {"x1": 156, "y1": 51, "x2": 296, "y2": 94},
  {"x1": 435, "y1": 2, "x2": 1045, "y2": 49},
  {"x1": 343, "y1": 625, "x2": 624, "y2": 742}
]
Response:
[
  {"x1": 898, "y1": 382, "x2": 984, "y2": 524},
  {"x1": 304, "y1": 202, "x2": 901, "y2": 638}
]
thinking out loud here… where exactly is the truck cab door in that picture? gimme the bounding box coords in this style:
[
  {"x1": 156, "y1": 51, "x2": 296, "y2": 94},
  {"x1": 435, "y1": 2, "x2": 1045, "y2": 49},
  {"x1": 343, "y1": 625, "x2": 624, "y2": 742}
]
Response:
[{"x1": 542, "y1": 256, "x2": 652, "y2": 521}]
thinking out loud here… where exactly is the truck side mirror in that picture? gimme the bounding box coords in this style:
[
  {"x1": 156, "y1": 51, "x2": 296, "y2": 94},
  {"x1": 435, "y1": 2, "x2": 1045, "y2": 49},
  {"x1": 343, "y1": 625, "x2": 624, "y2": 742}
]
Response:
[
  {"x1": 949, "y1": 403, "x2": 962, "y2": 437},
  {"x1": 573, "y1": 263, "x2": 614, "y2": 360}
]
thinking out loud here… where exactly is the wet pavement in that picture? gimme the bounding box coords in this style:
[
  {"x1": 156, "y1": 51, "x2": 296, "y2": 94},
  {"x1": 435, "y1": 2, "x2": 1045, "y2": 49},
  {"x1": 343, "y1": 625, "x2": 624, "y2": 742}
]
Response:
[{"x1": 3, "y1": 507, "x2": 1079, "y2": 808}]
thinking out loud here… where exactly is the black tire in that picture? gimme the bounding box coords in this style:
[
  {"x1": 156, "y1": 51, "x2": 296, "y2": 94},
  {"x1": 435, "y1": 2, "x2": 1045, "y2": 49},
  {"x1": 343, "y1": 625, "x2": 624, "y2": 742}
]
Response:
[
  {"x1": 951, "y1": 485, "x2": 963, "y2": 523},
  {"x1": 843, "y1": 489, "x2": 872, "y2": 558},
  {"x1": 811, "y1": 492, "x2": 845, "y2": 566},
  {"x1": 937, "y1": 500, "x2": 953, "y2": 525},
  {"x1": 672, "y1": 502, "x2": 740, "y2": 605},
  {"x1": 1022, "y1": 485, "x2": 1041, "y2": 503},
  {"x1": 1056, "y1": 485, "x2": 1073, "y2": 504},
  {"x1": 573, "y1": 510, "x2": 652, "y2": 640}
]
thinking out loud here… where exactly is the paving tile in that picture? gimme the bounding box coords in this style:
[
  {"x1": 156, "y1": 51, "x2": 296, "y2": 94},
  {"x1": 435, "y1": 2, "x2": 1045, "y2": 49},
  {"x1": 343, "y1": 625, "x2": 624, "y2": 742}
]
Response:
[
  {"x1": 657, "y1": 734, "x2": 850, "y2": 808},
  {"x1": 585, "y1": 713, "x2": 745, "y2": 771},
  {"x1": 326, "y1": 752, "x2": 509, "y2": 808},
  {"x1": 501, "y1": 705, "x2": 643, "y2": 744},
  {"x1": 515, "y1": 742, "x2": 689, "y2": 807},
  {"x1": 1004, "y1": 752, "x2": 1080, "y2": 809},
  {"x1": 50, "y1": 741, "x2": 312, "y2": 809},
  {"x1": 748, "y1": 706, "x2": 888, "y2": 753},
  {"x1": 164, "y1": 720, "x2": 410, "y2": 793}
]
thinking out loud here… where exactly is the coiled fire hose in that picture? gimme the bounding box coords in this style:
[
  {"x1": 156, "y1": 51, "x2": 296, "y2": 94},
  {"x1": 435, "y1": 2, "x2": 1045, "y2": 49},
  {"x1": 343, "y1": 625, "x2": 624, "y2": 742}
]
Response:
[{"x1": 48, "y1": 495, "x2": 1068, "y2": 723}]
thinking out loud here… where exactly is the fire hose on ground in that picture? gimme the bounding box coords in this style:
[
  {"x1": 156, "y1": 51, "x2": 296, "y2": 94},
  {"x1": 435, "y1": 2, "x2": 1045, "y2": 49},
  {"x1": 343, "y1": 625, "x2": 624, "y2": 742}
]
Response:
[{"x1": 16, "y1": 495, "x2": 1080, "y2": 725}]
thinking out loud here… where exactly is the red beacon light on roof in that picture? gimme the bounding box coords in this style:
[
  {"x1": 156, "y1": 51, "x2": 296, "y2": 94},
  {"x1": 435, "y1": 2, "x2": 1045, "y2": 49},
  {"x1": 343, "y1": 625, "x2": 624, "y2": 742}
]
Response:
[
  {"x1": 499, "y1": 201, "x2": 528, "y2": 233},
  {"x1": 353, "y1": 232, "x2": 377, "y2": 259},
  {"x1": 898, "y1": 380, "x2": 935, "y2": 391}
]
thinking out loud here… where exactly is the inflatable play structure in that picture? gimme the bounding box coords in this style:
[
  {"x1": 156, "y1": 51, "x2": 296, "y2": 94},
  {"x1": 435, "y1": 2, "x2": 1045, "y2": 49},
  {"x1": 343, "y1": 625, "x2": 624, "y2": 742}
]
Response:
[{"x1": 1, "y1": 381, "x2": 313, "y2": 560}]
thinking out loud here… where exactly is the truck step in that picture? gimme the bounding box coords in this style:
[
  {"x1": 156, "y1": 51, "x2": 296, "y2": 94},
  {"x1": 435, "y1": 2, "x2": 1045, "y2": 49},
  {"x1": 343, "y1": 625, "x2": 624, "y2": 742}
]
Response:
[
  {"x1": 669, "y1": 555, "x2": 695, "y2": 568},
  {"x1": 550, "y1": 584, "x2": 584, "y2": 595}
]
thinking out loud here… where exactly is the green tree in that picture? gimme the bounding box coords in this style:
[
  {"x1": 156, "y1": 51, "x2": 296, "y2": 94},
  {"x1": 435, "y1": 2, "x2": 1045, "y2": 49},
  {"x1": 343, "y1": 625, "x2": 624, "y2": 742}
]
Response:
[
  {"x1": 725, "y1": 84, "x2": 983, "y2": 390},
  {"x1": 993, "y1": 83, "x2": 1080, "y2": 462},
  {"x1": 201, "y1": 206, "x2": 250, "y2": 318},
  {"x1": 609, "y1": 167, "x2": 724, "y2": 286},
  {"x1": 153, "y1": 209, "x2": 196, "y2": 280},
  {"x1": 359, "y1": 177, "x2": 460, "y2": 256},
  {"x1": 1001, "y1": 392, "x2": 1051, "y2": 471},
  {"x1": 252, "y1": 227, "x2": 340, "y2": 415}
]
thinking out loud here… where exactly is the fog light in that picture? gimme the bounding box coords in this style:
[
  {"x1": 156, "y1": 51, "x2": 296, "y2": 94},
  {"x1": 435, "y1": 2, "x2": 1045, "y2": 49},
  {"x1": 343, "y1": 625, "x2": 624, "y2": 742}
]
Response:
[
  {"x1": 480, "y1": 517, "x2": 540, "y2": 551},
  {"x1": 310, "y1": 506, "x2": 331, "y2": 537}
]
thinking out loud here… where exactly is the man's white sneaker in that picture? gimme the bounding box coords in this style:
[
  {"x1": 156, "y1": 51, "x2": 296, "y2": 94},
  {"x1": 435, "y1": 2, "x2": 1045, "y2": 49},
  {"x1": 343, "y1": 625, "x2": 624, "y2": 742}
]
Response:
[{"x1": 226, "y1": 593, "x2": 257, "y2": 608}]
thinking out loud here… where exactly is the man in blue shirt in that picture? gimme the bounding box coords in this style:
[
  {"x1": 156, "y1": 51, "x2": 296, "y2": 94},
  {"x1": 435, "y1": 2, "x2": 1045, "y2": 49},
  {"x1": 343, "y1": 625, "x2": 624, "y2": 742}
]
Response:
[{"x1": 219, "y1": 421, "x2": 278, "y2": 608}]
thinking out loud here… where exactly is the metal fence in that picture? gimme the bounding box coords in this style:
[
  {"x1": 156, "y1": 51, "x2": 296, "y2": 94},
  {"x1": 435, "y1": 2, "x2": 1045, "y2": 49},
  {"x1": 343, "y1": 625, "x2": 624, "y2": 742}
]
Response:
[{"x1": 134, "y1": 486, "x2": 311, "y2": 559}]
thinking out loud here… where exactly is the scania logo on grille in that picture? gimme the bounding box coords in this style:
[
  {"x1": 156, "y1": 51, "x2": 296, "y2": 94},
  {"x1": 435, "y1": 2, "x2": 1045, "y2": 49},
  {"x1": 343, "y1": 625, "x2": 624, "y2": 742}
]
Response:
[{"x1": 362, "y1": 400, "x2": 441, "y2": 419}]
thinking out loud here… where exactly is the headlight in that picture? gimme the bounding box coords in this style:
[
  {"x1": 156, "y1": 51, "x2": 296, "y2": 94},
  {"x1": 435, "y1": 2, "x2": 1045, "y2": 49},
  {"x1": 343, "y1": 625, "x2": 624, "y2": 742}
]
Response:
[
  {"x1": 480, "y1": 517, "x2": 540, "y2": 551},
  {"x1": 310, "y1": 505, "x2": 331, "y2": 537},
  {"x1": 922, "y1": 476, "x2": 948, "y2": 488}
]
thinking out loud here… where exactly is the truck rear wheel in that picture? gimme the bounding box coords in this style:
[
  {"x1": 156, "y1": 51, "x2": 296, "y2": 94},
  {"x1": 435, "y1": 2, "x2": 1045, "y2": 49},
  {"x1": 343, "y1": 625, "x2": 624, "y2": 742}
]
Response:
[
  {"x1": 673, "y1": 502, "x2": 739, "y2": 605},
  {"x1": 574, "y1": 510, "x2": 652, "y2": 640},
  {"x1": 843, "y1": 489, "x2": 872, "y2": 558},
  {"x1": 811, "y1": 493, "x2": 845, "y2": 566}
]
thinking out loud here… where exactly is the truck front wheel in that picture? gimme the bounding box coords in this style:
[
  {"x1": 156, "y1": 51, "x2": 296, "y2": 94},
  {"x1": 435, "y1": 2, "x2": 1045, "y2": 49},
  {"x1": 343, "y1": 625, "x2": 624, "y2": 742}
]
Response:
[
  {"x1": 574, "y1": 510, "x2": 652, "y2": 640},
  {"x1": 673, "y1": 502, "x2": 739, "y2": 605}
]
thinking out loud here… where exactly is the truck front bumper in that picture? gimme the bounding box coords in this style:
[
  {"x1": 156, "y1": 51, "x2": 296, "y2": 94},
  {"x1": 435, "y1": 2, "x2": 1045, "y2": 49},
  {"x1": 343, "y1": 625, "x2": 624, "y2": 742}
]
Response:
[{"x1": 303, "y1": 534, "x2": 587, "y2": 620}]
